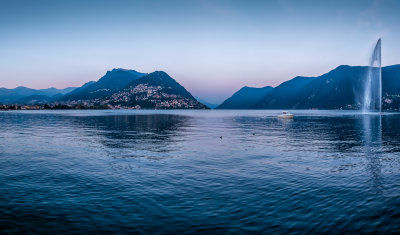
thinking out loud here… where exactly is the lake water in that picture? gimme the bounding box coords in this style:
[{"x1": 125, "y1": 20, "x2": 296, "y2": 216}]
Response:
[{"x1": 0, "y1": 110, "x2": 399, "y2": 233}]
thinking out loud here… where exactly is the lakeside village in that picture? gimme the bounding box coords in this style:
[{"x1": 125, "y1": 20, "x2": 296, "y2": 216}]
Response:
[
  {"x1": 0, "y1": 85, "x2": 204, "y2": 110},
  {"x1": 0, "y1": 99, "x2": 199, "y2": 110},
  {"x1": 0, "y1": 101, "x2": 197, "y2": 110},
  {"x1": 0, "y1": 104, "x2": 109, "y2": 110}
]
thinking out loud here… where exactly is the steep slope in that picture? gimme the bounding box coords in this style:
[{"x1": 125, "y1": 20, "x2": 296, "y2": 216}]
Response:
[
  {"x1": 217, "y1": 86, "x2": 273, "y2": 109},
  {"x1": 103, "y1": 71, "x2": 207, "y2": 109},
  {"x1": 257, "y1": 65, "x2": 368, "y2": 109},
  {"x1": 255, "y1": 76, "x2": 317, "y2": 109},
  {"x1": 59, "y1": 69, "x2": 146, "y2": 101},
  {"x1": 382, "y1": 64, "x2": 400, "y2": 110},
  {"x1": 293, "y1": 66, "x2": 368, "y2": 109}
]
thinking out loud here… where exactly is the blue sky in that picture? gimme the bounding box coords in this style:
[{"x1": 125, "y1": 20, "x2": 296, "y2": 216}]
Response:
[{"x1": 1, "y1": 0, "x2": 399, "y2": 103}]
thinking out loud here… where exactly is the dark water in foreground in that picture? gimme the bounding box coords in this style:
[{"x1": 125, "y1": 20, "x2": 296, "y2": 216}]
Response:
[{"x1": 0, "y1": 110, "x2": 399, "y2": 234}]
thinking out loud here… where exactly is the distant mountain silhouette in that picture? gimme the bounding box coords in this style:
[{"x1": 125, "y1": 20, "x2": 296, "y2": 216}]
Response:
[
  {"x1": 0, "y1": 86, "x2": 76, "y2": 104},
  {"x1": 217, "y1": 86, "x2": 273, "y2": 109},
  {"x1": 59, "y1": 69, "x2": 146, "y2": 101},
  {"x1": 195, "y1": 97, "x2": 219, "y2": 109},
  {"x1": 219, "y1": 65, "x2": 400, "y2": 110}
]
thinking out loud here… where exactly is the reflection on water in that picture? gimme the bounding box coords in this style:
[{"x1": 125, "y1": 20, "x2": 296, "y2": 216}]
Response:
[
  {"x1": 0, "y1": 110, "x2": 399, "y2": 233},
  {"x1": 72, "y1": 114, "x2": 190, "y2": 160},
  {"x1": 361, "y1": 115, "x2": 383, "y2": 193}
]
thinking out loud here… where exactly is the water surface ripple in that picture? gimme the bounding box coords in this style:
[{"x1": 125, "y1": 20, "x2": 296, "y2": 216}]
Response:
[{"x1": 0, "y1": 110, "x2": 399, "y2": 233}]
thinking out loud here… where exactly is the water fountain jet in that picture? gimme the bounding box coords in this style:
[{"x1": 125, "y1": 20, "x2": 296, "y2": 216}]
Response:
[{"x1": 362, "y1": 38, "x2": 382, "y2": 113}]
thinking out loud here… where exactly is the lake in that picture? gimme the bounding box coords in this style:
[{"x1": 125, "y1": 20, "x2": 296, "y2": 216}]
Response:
[{"x1": 0, "y1": 110, "x2": 399, "y2": 233}]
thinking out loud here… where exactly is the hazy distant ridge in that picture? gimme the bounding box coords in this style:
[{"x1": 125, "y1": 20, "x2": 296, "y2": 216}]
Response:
[{"x1": 0, "y1": 86, "x2": 77, "y2": 104}]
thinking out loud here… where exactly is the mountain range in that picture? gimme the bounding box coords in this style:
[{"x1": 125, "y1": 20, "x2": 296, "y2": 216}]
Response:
[
  {"x1": 0, "y1": 86, "x2": 76, "y2": 104},
  {"x1": 3, "y1": 65, "x2": 400, "y2": 110},
  {"x1": 0, "y1": 69, "x2": 207, "y2": 109},
  {"x1": 217, "y1": 65, "x2": 400, "y2": 111}
]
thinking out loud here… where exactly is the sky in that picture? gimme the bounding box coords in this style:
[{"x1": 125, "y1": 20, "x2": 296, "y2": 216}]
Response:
[{"x1": 1, "y1": 0, "x2": 400, "y2": 103}]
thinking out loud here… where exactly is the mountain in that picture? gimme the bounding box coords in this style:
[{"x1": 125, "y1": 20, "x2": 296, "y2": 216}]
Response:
[
  {"x1": 219, "y1": 65, "x2": 400, "y2": 110},
  {"x1": 382, "y1": 65, "x2": 400, "y2": 110},
  {"x1": 1, "y1": 68, "x2": 207, "y2": 109},
  {"x1": 257, "y1": 65, "x2": 400, "y2": 110},
  {"x1": 217, "y1": 86, "x2": 273, "y2": 109},
  {"x1": 59, "y1": 69, "x2": 146, "y2": 101},
  {"x1": 195, "y1": 97, "x2": 219, "y2": 109},
  {"x1": 257, "y1": 65, "x2": 364, "y2": 109},
  {"x1": 0, "y1": 86, "x2": 77, "y2": 104},
  {"x1": 104, "y1": 71, "x2": 207, "y2": 109}
]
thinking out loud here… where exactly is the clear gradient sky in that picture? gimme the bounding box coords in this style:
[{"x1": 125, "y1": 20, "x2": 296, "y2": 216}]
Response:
[{"x1": 1, "y1": 0, "x2": 399, "y2": 103}]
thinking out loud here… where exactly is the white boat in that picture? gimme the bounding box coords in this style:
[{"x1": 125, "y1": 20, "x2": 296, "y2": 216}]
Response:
[{"x1": 277, "y1": 111, "x2": 294, "y2": 119}]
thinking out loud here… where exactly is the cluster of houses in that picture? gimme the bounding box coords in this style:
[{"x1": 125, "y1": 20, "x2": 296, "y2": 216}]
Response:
[
  {"x1": 100, "y1": 83, "x2": 202, "y2": 109},
  {"x1": 0, "y1": 104, "x2": 41, "y2": 110},
  {"x1": 1, "y1": 83, "x2": 206, "y2": 110}
]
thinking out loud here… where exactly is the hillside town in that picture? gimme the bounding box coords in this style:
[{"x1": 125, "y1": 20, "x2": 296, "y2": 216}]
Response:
[{"x1": 0, "y1": 82, "x2": 207, "y2": 110}]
